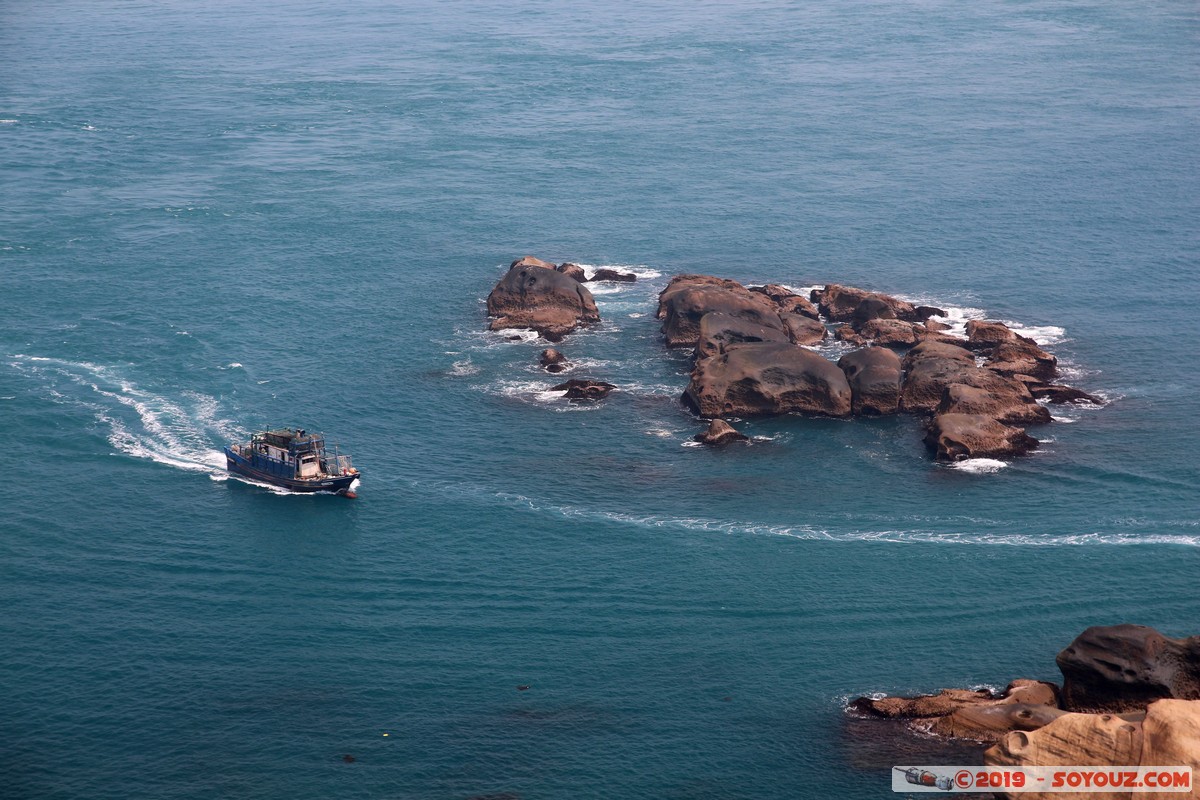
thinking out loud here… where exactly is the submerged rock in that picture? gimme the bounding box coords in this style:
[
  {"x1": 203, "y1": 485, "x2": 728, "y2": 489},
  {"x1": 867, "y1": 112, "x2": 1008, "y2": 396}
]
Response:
[
  {"x1": 487, "y1": 262, "x2": 600, "y2": 341},
  {"x1": 694, "y1": 419, "x2": 750, "y2": 445},
  {"x1": 551, "y1": 379, "x2": 616, "y2": 401},
  {"x1": 539, "y1": 348, "x2": 568, "y2": 373},
  {"x1": 1029, "y1": 384, "x2": 1103, "y2": 405},
  {"x1": 590, "y1": 267, "x2": 636, "y2": 282},
  {"x1": 685, "y1": 342, "x2": 852, "y2": 418},
  {"x1": 924, "y1": 413, "x2": 1039, "y2": 461}
]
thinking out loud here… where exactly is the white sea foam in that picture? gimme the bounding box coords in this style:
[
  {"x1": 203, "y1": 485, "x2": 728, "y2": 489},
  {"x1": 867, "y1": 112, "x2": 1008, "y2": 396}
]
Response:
[
  {"x1": 8, "y1": 354, "x2": 246, "y2": 481},
  {"x1": 423, "y1": 486, "x2": 1200, "y2": 547},
  {"x1": 449, "y1": 358, "x2": 480, "y2": 377},
  {"x1": 949, "y1": 458, "x2": 1009, "y2": 474},
  {"x1": 574, "y1": 263, "x2": 662, "y2": 281}
]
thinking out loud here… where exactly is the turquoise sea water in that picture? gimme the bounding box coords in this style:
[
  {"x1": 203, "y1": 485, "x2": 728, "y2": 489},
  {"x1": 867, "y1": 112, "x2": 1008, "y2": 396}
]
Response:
[{"x1": 2, "y1": 1, "x2": 1198, "y2": 797}]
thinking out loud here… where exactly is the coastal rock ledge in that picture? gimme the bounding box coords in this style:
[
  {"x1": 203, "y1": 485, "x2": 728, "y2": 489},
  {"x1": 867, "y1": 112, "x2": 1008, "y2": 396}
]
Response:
[{"x1": 848, "y1": 624, "x2": 1200, "y2": 799}]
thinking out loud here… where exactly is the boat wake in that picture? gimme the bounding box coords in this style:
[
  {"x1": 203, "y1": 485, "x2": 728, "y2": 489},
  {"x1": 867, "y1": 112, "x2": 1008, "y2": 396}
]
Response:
[{"x1": 8, "y1": 354, "x2": 255, "y2": 484}]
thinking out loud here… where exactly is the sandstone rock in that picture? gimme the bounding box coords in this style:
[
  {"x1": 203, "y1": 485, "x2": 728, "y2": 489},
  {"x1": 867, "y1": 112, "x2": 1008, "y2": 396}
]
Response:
[
  {"x1": 857, "y1": 318, "x2": 918, "y2": 348},
  {"x1": 684, "y1": 342, "x2": 852, "y2": 418},
  {"x1": 511, "y1": 255, "x2": 557, "y2": 270},
  {"x1": 927, "y1": 703, "x2": 1068, "y2": 743},
  {"x1": 987, "y1": 338, "x2": 1059, "y2": 381},
  {"x1": 590, "y1": 267, "x2": 636, "y2": 282},
  {"x1": 925, "y1": 413, "x2": 1039, "y2": 461},
  {"x1": 834, "y1": 325, "x2": 867, "y2": 346},
  {"x1": 901, "y1": 343, "x2": 1018, "y2": 414},
  {"x1": 849, "y1": 688, "x2": 997, "y2": 719},
  {"x1": 779, "y1": 312, "x2": 827, "y2": 345},
  {"x1": 1030, "y1": 384, "x2": 1103, "y2": 405},
  {"x1": 852, "y1": 297, "x2": 897, "y2": 327},
  {"x1": 539, "y1": 348, "x2": 568, "y2": 373},
  {"x1": 1140, "y1": 699, "x2": 1200, "y2": 777},
  {"x1": 487, "y1": 264, "x2": 600, "y2": 341},
  {"x1": 695, "y1": 312, "x2": 790, "y2": 360},
  {"x1": 657, "y1": 276, "x2": 781, "y2": 348},
  {"x1": 838, "y1": 347, "x2": 902, "y2": 415},
  {"x1": 916, "y1": 305, "x2": 948, "y2": 320},
  {"x1": 985, "y1": 710, "x2": 1144, "y2": 775},
  {"x1": 937, "y1": 383, "x2": 1052, "y2": 426},
  {"x1": 550, "y1": 379, "x2": 616, "y2": 401},
  {"x1": 556, "y1": 263, "x2": 587, "y2": 282},
  {"x1": 1058, "y1": 625, "x2": 1200, "y2": 713},
  {"x1": 966, "y1": 319, "x2": 1018, "y2": 350},
  {"x1": 924, "y1": 318, "x2": 952, "y2": 332},
  {"x1": 750, "y1": 284, "x2": 820, "y2": 319},
  {"x1": 694, "y1": 419, "x2": 749, "y2": 445},
  {"x1": 811, "y1": 284, "x2": 918, "y2": 322}
]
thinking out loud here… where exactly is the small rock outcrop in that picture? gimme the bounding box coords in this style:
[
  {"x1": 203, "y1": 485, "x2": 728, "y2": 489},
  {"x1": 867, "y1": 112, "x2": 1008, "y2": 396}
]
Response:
[
  {"x1": 539, "y1": 348, "x2": 568, "y2": 373},
  {"x1": 694, "y1": 312, "x2": 790, "y2": 360},
  {"x1": 750, "y1": 284, "x2": 820, "y2": 319},
  {"x1": 837, "y1": 347, "x2": 902, "y2": 415},
  {"x1": 811, "y1": 284, "x2": 918, "y2": 322},
  {"x1": 657, "y1": 276, "x2": 781, "y2": 348},
  {"x1": 590, "y1": 267, "x2": 636, "y2": 283},
  {"x1": 694, "y1": 419, "x2": 750, "y2": 445},
  {"x1": 1057, "y1": 625, "x2": 1200, "y2": 713},
  {"x1": 487, "y1": 261, "x2": 600, "y2": 341},
  {"x1": 684, "y1": 342, "x2": 852, "y2": 418},
  {"x1": 551, "y1": 379, "x2": 616, "y2": 401},
  {"x1": 925, "y1": 412, "x2": 1040, "y2": 461},
  {"x1": 555, "y1": 263, "x2": 587, "y2": 282}
]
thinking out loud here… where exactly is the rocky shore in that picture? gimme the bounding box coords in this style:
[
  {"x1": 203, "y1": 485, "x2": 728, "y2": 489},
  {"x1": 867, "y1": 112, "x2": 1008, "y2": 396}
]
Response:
[
  {"x1": 485, "y1": 258, "x2": 1102, "y2": 462},
  {"x1": 849, "y1": 625, "x2": 1200, "y2": 799}
]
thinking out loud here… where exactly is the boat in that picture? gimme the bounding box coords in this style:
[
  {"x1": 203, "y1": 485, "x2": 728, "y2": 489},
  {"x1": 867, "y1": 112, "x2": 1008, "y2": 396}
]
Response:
[{"x1": 224, "y1": 428, "x2": 360, "y2": 496}]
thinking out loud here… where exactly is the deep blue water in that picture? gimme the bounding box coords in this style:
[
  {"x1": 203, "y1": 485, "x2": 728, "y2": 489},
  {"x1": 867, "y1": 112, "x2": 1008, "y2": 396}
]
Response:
[{"x1": 2, "y1": 1, "x2": 1199, "y2": 798}]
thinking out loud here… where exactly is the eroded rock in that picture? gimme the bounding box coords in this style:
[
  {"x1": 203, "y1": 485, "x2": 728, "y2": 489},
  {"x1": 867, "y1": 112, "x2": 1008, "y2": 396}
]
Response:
[
  {"x1": 685, "y1": 342, "x2": 852, "y2": 418},
  {"x1": 838, "y1": 347, "x2": 902, "y2": 415},
  {"x1": 694, "y1": 419, "x2": 750, "y2": 445},
  {"x1": 488, "y1": 263, "x2": 600, "y2": 341},
  {"x1": 925, "y1": 413, "x2": 1039, "y2": 461}
]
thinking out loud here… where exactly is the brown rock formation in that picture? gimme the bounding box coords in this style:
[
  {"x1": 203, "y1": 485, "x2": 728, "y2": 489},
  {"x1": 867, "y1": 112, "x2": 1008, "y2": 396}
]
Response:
[
  {"x1": 838, "y1": 347, "x2": 902, "y2": 415},
  {"x1": 551, "y1": 379, "x2": 616, "y2": 401},
  {"x1": 657, "y1": 276, "x2": 781, "y2": 348},
  {"x1": 1058, "y1": 625, "x2": 1200, "y2": 713},
  {"x1": 779, "y1": 313, "x2": 827, "y2": 345},
  {"x1": 694, "y1": 419, "x2": 750, "y2": 445},
  {"x1": 810, "y1": 284, "x2": 918, "y2": 322},
  {"x1": 556, "y1": 263, "x2": 587, "y2": 282},
  {"x1": 750, "y1": 284, "x2": 821, "y2": 319},
  {"x1": 487, "y1": 263, "x2": 600, "y2": 341},
  {"x1": 857, "y1": 318, "x2": 919, "y2": 348},
  {"x1": 539, "y1": 348, "x2": 568, "y2": 373},
  {"x1": 937, "y1": 383, "x2": 1052, "y2": 426},
  {"x1": 684, "y1": 342, "x2": 852, "y2": 418},
  {"x1": 590, "y1": 267, "x2": 636, "y2": 282},
  {"x1": 694, "y1": 312, "x2": 790, "y2": 360},
  {"x1": 987, "y1": 338, "x2": 1059, "y2": 382},
  {"x1": 925, "y1": 413, "x2": 1039, "y2": 461}
]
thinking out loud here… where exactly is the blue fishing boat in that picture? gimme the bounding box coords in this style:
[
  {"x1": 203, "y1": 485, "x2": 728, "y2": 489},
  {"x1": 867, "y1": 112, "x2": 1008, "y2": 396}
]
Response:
[{"x1": 224, "y1": 428, "x2": 360, "y2": 496}]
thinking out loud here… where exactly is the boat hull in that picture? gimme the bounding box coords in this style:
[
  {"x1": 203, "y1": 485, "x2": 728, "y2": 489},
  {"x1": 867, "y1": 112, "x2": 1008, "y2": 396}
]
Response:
[{"x1": 224, "y1": 447, "x2": 359, "y2": 494}]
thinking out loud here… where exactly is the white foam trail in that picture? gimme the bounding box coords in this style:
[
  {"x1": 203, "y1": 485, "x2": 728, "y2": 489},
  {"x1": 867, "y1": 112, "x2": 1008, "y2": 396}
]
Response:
[
  {"x1": 1002, "y1": 321, "x2": 1067, "y2": 346},
  {"x1": 949, "y1": 458, "x2": 1008, "y2": 474},
  {"x1": 434, "y1": 487, "x2": 1200, "y2": 547},
  {"x1": 8, "y1": 354, "x2": 246, "y2": 481}
]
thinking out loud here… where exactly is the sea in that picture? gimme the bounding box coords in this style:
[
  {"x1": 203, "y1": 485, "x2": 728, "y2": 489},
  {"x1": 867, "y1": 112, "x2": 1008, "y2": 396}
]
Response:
[{"x1": 2, "y1": 1, "x2": 1198, "y2": 798}]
